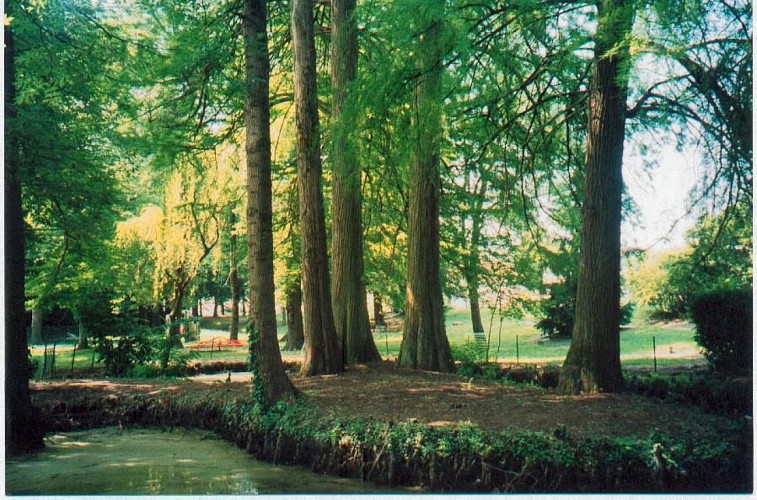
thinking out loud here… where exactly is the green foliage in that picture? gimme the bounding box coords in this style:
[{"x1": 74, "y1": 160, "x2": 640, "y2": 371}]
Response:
[
  {"x1": 639, "y1": 201, "x2": 752, "y2": 320},
  {"x1": 536, "y1": 278, "x2": 634, "y2": 339},
  {"x1": 535, "y1": 279, "x2": 577, "y2": 338},
  {"x1": 93, "y1": 324, "x2": 198, "y2": 377},
  {"x1": 93, "y1": 327, "x2": 154, "y2": 377},
  {"x1": 691, "y1": 289, "x2": 753, "y2": 375},
  {"x1": 452, "y1": 341, "x2": 497, "y2": 380},
  {"x1": 625, "y1": 373, "x2": 752, "y2": 417},
  {"x1": 217, "y1": 396, "x2": 749, "y2": 492}
]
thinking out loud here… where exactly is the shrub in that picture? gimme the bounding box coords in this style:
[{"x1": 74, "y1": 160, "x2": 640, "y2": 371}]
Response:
[
  {"x1": 536, "y1": 279, "x2": 635, "y2": 339},
  {"x1": 691, "y1": 289, "x2": 752, "y2": 375},
  {"x1": 93, "y1": 325, "x2": 198, "y2": 377}
]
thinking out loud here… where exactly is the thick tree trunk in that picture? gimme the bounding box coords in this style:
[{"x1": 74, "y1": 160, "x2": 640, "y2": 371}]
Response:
[
  {"x1": 330, "y1": 0, "x2": 381, "y2": 364},
  {"x1": 557, "y1": 0, "x2": 633, "y2": 395},
  {"x1": 283, "y1": 278, "x2": 305, "y2": 351},
  {"x1": 30, "y1": 308, "x2": 43, "y2": 345},
  {"x1": 229, "y1": 232, "x2": 240, "y2": 341},
  {"x1": 397, "y1": 15, "x2": 454, "y2": 373},
  {"x1": 5, "y1": 26, "x2": 44, "y2": 456},
  {"x1": 77, "y1": 319, "x2": 89, "y2": 350},
  {"x1": 244, "y1": 0, "x2": 297, "y2": 405},
  {"x1": 213, "y1": 298, "x2": 219, "y2": 318},
  {"x1": 292, "y1": 0, "x2": 343, "y2": 376}
]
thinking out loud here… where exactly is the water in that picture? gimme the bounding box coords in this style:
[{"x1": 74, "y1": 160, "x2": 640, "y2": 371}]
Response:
[{"x1": 6, "y1": 427, "x2": 395, "y2": 495}]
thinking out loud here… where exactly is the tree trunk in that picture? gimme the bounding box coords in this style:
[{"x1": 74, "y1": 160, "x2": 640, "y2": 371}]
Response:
[
  {"x1": 5, "y1": 25, "x2": 44, "y2": 456},
  {"x1": 373, "y1": 294, "x2": 386, "y2": 327},
  {"x1": 557, "y1": 0, "x2": 633, "y2": 395},
  {"x1": 229, "y1": 266, "x2": 240, "y2": 340},
  {"x1": 397, "y1": 14, "x2": 454, "y2": 373},
  {"x1": 213, "y1": 298, "x2": 219, "y2": 318},
  {"x1": 30, "y1": 308, "x2": 43, "y2": 345},
  {"x1": 330, "y1": 0, "x2": 380, "y2": 364},
  {"x1": 292, "y1": 0, "x2": 343, "y2": 376},
  {"x1": 244, "y1": 0, "x2": 297, "y2": 405},
  {"x1": 229, "y1": 231, "x2": 240, "y2": 341},
  {"x1": 283, "y1": 278, "x2": 305, "y2": 351},
  {"x1": 468, "y1": 284, "x2": 485, "y2": 334},
  {"x1": 465, "y1": 186, "x2": 486, "y2": 334},
  {"x1": 77, "y1": 319, "x2": 89, "y2": 350},
  {"x1": 191, "y1": 302, "x2": 199, "y2": 317}
]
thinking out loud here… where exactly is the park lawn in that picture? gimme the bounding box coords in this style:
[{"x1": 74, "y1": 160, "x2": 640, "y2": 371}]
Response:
[{"x1": 31, "y1": 308, "x2": 704, "y2": 378}]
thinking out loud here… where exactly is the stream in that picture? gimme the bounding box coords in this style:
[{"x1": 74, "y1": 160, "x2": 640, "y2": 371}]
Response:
[{"x1": 6, "y1": 427, "x2": 397, "y2": 495}]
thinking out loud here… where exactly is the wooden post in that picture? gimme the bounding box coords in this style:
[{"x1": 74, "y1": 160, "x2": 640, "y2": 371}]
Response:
[
  {"x1": 70, "y1": 345, "x2": 77, "y2": 377},
  {"x1": 51, "y1": 342, "x2": 57, "y2": 378},
  {"x1": 516, "y1": 335, "x2": 520, "y2": 365},
  {"x1": 653, "y1": 336, "x2": 657, "y2": 373}
]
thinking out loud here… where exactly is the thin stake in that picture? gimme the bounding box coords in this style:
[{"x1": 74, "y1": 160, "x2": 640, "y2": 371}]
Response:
[
  {"x1": 210, "y1": 338, "x2": 215, "y2": 360},
  {"x1": 70, "y1": 345, "x2": 78, "y2": 377},
  {"x1": 652, "y1": 336, "x2": 657, "y2": 373},
  {"x1": 516, "y1": 335, "x2": 520, "y2": 365},
  {"x1": 51, "y1": 342, "x2": 57, "y2": 378},
  {"x1": 385, "y1": 331, "x2": 389, "y2": 357},
  {"x1": 91, "y1": 348, "x2": 96, "y2": 370}
]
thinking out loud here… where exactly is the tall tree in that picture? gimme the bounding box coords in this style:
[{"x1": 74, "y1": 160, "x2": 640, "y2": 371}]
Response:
[
  {"x1": 5, "y1": 21, "x2": 44, "y2": 457},
  {"x1": 330, "y1": 0, "x2": 381, "y2": 363},
  {"x1": 558, "y1": 0, "x2": 635, "y2": 394},
  {"x1": 244, "y1": 0, "x2": 297, "y2": 404},
  {"x1": 397, "y1": 5, "x2": 454, "y2": 372},
  {"x1": 291, "y1": 0, "x2": 343, "y2": 375}
]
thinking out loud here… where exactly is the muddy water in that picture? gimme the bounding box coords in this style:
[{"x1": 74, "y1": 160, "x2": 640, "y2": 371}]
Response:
[{"x1": 6, "y1": 427, "x2": 394, "y2": 495}]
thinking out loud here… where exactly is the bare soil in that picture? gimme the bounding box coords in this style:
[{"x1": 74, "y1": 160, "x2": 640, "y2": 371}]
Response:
[{"x1": 32, "y1": 360, "x2": 731, "y2": 441}]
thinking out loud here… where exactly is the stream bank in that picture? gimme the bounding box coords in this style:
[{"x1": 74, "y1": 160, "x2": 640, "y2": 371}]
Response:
[{"x1": 30, "y1": 375, "x2": 751, "y2": 493}]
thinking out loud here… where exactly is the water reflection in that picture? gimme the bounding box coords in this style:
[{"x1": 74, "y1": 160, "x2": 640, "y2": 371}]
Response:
[{"x1": 6, "y1": 427, "x2": 394, "y2": 495}]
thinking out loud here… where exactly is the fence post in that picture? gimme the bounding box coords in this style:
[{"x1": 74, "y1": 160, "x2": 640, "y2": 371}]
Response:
[
  {"x1": 51, "y1": 342, "x2": 57, "y2": 378},
  {"x1": 516, "y1": 335, "x2": 520, "y2": 365},
  {"x1": 652, "y1": 336, "x2": 657, "y2": 373},
  {"x1": 70, "y1": 345, "x2": 77, "y2": 377}
]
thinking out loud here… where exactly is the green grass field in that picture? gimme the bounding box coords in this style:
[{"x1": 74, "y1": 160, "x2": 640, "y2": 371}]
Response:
[{"x1": 31, "y1": 306, "x2": 703, "y2": 378}]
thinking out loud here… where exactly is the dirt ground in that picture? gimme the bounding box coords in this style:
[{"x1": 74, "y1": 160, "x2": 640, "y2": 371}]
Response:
[{"x1": 31, "y1": 360, "x2": 733, "y2": 441}]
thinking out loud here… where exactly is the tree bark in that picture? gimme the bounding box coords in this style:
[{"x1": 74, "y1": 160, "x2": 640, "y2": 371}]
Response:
[
  {"x1": 330, "y1": 0, "x2": 381, "y2": 364},
  {"x1": 244, "y1": 0, "x2": 297, "y2": 405},
  {"x1": 77, "y1": 319, "x2": 89, "y2": 350},
  {"x1": 292, "y1": 0, "x2": 343, "y2": 376},
  {"x1": 373, "y1": 294, "x2": 386, "y2": 327},
  {"x1": 557, "y1": 0, "x2": 633, "y2": 395},
  {"x1": 229, "y1": 231, "x2": 240, "y2": 341},
  {"x1": 283, "y1": 278, "x2": 305, "y2": 351},
  {"x1": 30, "y1": 308, "x2": 43, "y2": 345},
  {"x1": 465, "y1": 184, "x2": 486, "y2": 334},
  {"x1": 5, "y1": 25, "x2": 44, "y2": 456},
  {"x1": 397, "y1": 14, "x2": 454, "y2": 373}
]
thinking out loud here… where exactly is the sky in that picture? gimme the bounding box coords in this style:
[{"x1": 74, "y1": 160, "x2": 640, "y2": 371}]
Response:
[{"x1": 622, "y1": 144, "x2": 700, "y2": 253}]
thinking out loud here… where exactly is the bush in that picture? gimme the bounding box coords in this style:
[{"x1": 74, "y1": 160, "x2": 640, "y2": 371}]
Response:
[
  {"x1": 536, "y1": 279, "x2": 635, "y2": 339},
  {"x1": 625, "y1": 373, "x2": 752, "y2": 417},
  {"x1": 691, "y1": 289, "x2": 752, "y2": 375},
  {"x1": 93, "y1": 325, "x2": 198, "y2": 377}
]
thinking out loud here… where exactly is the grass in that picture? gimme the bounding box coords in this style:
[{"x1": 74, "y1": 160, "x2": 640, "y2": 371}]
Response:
[{"x1": 30, "y1": 306, "x2": 704, "y2": 378}]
